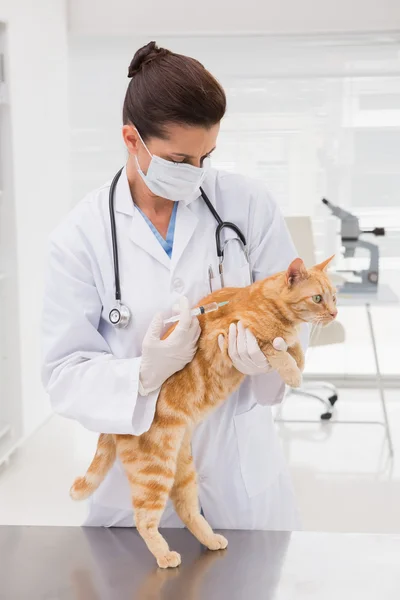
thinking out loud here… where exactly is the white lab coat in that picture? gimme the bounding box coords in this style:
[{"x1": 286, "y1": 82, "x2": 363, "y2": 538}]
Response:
[{"x1": 42, "y1": 167, "x2": 307, "y2": 530}]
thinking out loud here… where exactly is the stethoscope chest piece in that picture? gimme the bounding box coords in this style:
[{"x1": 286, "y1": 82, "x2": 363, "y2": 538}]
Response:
[{"x1": 109, "y1": 303, "x2": 131, "y2": 328}]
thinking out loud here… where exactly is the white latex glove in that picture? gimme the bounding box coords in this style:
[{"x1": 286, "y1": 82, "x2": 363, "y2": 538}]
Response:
[
  {"x1": 218, "y1": 321, "x2": 287, "y2": 376},
  {"x1": 139, "y1": 297, "x2": 201, "y2": 396}
]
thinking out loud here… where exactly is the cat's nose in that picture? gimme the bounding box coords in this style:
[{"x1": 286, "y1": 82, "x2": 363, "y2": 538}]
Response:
[{"x1": 330, "y1": 309, "x2": 338, "y2": 318}]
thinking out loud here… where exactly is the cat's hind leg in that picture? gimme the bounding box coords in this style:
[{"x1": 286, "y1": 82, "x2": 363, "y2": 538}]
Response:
[
  {"x1": 116, "y1": 432, "x2": 183, "y2": 569},
  {"x1": 170, "y1": 432, "x2": 228, "y2": 552}
]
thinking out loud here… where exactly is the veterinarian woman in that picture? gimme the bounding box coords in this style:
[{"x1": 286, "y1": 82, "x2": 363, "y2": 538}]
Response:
[{"x1": 42, "y1": 42, "x2": 308, "y2": 530}]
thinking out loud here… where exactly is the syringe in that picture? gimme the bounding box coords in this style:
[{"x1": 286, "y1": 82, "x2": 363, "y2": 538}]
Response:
[{"x1": 163, "y1": 301, "x2": 229, "y2": 325}]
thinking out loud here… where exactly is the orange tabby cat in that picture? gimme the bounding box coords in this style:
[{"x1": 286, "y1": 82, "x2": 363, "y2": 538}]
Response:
[{"x1": 71, "y1": 257, "x2": 337, "y2": 568}]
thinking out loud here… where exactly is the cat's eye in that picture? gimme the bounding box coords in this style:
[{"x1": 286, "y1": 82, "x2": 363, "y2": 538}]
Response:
[
  {"x1": 333, "y1": 294, "x2": 337, "y2": 303},
  {"x1": 312, "y1": 295, "x2": 323, "y2": 304}
]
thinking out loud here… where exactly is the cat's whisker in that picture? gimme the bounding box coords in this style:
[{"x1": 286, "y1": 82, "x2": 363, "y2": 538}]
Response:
[
  {"x1": 309, "y1": 324, "x2": 317, "y2": 343},
  {"x1": 309, "y1": 322, "x2": 322, "y2": 346}
]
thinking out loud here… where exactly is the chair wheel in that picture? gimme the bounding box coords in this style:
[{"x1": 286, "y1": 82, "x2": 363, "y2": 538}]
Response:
[
  {"x1": 328, "y1": 394, "x2": 338, "y2": 406},
  {"x1": 321, "y1": 412, "x2": 333, "y2": 420}
]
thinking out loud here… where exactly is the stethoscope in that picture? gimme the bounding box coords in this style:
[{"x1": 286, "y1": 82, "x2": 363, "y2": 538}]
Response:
[{"x1": 108, "y1": 167, "x2": 250, "y2": 328}]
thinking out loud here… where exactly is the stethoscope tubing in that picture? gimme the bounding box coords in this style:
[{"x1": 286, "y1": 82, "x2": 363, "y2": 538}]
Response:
[{"x1": 108, "y1": 168, "x2": 248, "y2": 325}]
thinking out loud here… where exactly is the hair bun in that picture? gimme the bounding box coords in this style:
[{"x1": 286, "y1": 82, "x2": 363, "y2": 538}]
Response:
[{"x1": 128, "y1": 41, "x2": 170, "y2": 78}]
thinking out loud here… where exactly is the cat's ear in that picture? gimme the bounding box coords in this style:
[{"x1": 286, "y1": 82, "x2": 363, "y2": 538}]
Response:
[
  {"x1": 313, "y1": 255, "x2": 335, "y2": 272},
  {"x1": 285, "y1": 258, "x2": 308, "y2": 286}
]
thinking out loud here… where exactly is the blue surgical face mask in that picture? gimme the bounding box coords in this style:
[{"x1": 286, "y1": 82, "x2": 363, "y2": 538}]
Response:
[{"x1": 134, "y1": 130, "x2": 209, "y2": 203}]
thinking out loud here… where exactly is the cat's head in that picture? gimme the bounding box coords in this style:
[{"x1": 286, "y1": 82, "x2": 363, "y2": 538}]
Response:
[{"x1": 282, "y1": 256, "x2": 337, "y2": 325}]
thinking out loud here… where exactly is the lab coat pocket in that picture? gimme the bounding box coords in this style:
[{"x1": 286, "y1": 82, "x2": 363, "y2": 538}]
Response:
[{"x1": 234, "y1": 403, "x2": 284, "y2": 498}]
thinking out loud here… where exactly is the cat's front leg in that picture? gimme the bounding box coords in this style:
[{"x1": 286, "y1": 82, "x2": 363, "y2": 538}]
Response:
[
  {"x1": 287, "y1": 341, "x2": 305, "y2": 372},
  {"x1": 265, "y1": 345, "x2": 302, "y2": 388}
]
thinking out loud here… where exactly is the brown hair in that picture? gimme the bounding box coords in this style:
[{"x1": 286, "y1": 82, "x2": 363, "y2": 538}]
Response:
[{"x1": 122, "y1": 41, "x2": 226, "y2": 140}]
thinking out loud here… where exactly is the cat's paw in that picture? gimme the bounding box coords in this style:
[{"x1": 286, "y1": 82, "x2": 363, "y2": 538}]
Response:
[
  {"x1": 205, "y1": 533, "x2": 228, "y2": 551},
  {"x1": 284, "y1": 368, "x2": 303, "y2": 388},
  {"x1": 157, "y1": 551, "x2": 181, "y2": 569}
]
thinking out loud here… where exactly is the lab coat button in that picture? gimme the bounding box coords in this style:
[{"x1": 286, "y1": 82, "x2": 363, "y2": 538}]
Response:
[{"x1": 173, "y1": 278, "x2": 184, "y2": 292}]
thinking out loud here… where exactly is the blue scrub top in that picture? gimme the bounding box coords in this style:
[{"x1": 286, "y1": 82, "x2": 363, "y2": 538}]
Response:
[{"x1": 135, "y1": 202, "x2": 178, "y2": 258}]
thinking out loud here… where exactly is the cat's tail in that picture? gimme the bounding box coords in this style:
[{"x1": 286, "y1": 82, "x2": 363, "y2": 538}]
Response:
[{"x1": 70, "y1": 433, "x2": 116, "y2": 501}]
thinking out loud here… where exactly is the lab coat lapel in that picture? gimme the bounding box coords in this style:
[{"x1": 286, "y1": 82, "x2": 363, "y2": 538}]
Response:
[
  {"x1": 129, "y1": 210, "x2": 171, "y2": 270},
  {"x1": 114, "y1": 165, "x2": 170, "y2": 270},
  {"x1": 170, "y1": 203, "x2": 199, "y2": 274}
]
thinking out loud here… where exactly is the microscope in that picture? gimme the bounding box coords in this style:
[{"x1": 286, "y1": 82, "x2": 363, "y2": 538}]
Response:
[{"x1": 322, "y1": 198, "x2": 385, "y2": 294}]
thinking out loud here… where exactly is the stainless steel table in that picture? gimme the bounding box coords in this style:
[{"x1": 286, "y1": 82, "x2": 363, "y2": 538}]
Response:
[{"x1": 0, "y1": 526, "x2": 399, "y2": 599}]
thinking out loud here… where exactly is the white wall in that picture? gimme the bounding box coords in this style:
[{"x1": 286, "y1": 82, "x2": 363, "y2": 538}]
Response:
[
  {"x1": 0, "y1": 1, "x2": 70, "y2": 439},
  {"x1": 68, "y1": 0, "x2": 400, "y2": 35},
  {"x1": 69, "y1": 34, "x2": 400, "y2": 216}
]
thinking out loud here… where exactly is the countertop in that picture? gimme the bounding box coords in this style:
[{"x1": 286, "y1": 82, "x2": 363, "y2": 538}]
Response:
[{"x1": 0, "y1": 526, "x2": 399, "y2": 599}]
